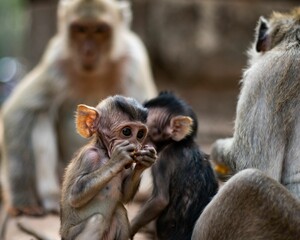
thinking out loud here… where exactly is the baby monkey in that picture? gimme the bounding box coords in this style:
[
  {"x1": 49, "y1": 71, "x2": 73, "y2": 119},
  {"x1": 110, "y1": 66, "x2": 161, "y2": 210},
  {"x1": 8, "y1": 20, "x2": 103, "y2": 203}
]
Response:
[
  {"x1": 60, "y1": 95, "x2": 157, "y2": 240},
  {"x1": 130, "y1": 92, "x2": 218, "y2": 240}
]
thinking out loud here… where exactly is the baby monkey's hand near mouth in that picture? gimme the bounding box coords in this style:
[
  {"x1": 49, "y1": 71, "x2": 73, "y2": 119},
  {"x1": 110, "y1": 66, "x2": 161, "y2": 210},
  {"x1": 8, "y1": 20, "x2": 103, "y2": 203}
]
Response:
[{"x1": 132, "y1": 145, "x2": 157, "y2": 170}]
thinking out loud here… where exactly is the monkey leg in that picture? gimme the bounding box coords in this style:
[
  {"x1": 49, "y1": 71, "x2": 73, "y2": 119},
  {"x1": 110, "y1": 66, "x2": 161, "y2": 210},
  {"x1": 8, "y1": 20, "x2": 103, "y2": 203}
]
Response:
[
  {"x1": 191, "y1": 168, "x2": 300, "y2": 240},
  {"x1": 32, "y1": 113, "x2": 60, "y2": 214},
  {"x1": 114, "y1": 204, "x2": 130, "y2": 240},
  {"x1": 65, "y1": 214, "x2": 107, "y2": 240},
  {"x1": 65, "y1": 208, "x2": 130, "y2": 240}
]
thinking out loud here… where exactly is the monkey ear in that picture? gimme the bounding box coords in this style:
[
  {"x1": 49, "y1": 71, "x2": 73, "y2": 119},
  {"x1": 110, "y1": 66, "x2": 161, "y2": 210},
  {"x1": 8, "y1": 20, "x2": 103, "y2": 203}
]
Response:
[
  {"x1": 76, "y1": 104, "x2": 100, "y2": 138},
  {"x1": 169, "y1": 116, "x2": 193, "y2": 141},
  {"x1": 256, "y1": 16, "x2": 270, "y2": 52}
]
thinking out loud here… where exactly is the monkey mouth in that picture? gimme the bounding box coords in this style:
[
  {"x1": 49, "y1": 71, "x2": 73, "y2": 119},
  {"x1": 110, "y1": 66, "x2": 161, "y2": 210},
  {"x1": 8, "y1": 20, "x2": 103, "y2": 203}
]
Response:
[
  {"x1": 82, "y1": 62, "x2": 96, "y2": 71},
  {"x1": 81, "y1": 55, "x2": 99, "y2": 72}
]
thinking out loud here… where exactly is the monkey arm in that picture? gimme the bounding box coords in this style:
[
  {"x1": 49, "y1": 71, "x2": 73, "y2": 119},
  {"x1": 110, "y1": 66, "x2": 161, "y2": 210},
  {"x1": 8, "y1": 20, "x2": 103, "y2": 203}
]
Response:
[
  {"x1": 122, "y1": 168, "x2": 144, "y2": 203},
  {"x1": 130, "y1": 194, "x2": 169, "y2": 237},
  {"x1": 69, "y1": 164, "x2": 123, "y2": 208},
  {"x1": 122, "y1": 147, "x2": 157, "y2": 203},
  {"x1": 130, "y1": 160, "x2": 170, "y2": 237},
  {"x1": 69, "y1": 146, "x2": 133, "y2": 208}
]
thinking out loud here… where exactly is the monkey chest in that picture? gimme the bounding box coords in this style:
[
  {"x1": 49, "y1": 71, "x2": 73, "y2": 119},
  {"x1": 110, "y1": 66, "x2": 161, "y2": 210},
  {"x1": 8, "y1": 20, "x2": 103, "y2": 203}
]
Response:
[{"x1": 98, "y1": 176, "x2": 123, "y2": 200}]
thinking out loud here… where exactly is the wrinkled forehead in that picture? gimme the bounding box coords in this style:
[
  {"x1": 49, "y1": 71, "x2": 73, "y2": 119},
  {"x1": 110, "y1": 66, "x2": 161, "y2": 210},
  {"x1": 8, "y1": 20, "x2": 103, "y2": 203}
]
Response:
[
  {"x1": 112, "y1": 121, "x2": 147, "y2": 131},
  {"x1": 147, "y1": 107, "x2": 171, "y2": 123}
]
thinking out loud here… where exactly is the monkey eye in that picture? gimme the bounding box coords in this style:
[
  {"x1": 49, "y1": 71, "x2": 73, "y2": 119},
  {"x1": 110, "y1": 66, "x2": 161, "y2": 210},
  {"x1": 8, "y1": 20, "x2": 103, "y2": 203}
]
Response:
[
  {"x1": 72, "y1": 24, "x2": 86, "y2": 34},
  {"x1": 122, "y1": 127, "x2": 132, "y2": 137},
  {"x1": 95, "y1": 23, "x2": 110, "y2": 34},
  {"x1": 137, "y1": 130, "x2": 145, "y2": 140}
]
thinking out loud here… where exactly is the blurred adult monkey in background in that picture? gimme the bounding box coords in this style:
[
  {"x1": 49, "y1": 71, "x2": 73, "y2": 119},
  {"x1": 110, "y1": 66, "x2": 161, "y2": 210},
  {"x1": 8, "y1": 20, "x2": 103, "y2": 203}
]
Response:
[
  {"x1": 1, "y1": 0, "x2": 157, "y2": 216},
  {"x1": 211, "y1": 7, "x2": 300, "y2": 198}
]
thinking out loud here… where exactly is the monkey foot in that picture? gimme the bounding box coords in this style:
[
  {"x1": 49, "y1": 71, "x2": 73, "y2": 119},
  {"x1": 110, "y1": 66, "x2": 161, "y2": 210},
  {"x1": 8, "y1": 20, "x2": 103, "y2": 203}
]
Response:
[{"x1": 8, "y1": 206, "x2": 45, "y2": 217}]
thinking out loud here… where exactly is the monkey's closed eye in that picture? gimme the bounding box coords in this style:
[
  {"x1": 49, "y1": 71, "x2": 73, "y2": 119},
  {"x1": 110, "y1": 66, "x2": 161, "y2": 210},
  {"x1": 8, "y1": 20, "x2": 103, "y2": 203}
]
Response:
[
  {"x1": 153, "y1": 127, "x2": 161, "y2": 135},
  {"x1": 122, "y1": 127, "x2": 132, "y2": 137},
  {"x1": 137, "y1": 130, "x2": 145, "y2": 139}
]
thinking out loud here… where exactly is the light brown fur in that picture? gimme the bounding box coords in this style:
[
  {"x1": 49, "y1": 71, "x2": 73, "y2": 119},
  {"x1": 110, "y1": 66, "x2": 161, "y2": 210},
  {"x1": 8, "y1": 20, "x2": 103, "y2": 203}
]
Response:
[
  {"x1": 1, "y1": 0, "x2": 157, "y2": 216},
  {"x1": 60, "y1": 95, "x2": 157, "y2": 239}
]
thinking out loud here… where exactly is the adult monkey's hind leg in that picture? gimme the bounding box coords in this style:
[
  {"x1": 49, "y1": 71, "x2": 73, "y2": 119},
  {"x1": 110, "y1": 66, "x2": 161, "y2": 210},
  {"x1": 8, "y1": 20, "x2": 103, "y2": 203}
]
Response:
[{"x1": 192, "y1": 169, "x2": 300, "y2": 240}]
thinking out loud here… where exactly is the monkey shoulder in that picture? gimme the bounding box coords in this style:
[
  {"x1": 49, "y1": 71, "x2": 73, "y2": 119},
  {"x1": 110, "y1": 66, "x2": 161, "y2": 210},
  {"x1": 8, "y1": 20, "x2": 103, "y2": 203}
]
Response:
[
  {"x1": 77, "y1": 146, "x2": 107, "y2": 169},
  {"x1": 123, "y1": 31, "x2": 148, "y2": 61}
]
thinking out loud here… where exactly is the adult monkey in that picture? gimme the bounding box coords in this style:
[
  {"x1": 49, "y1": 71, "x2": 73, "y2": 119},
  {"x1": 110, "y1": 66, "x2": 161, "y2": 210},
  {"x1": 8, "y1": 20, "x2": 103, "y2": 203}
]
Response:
[
  {"x1": 212, "y1": 7, "x2": 300, "y2": 198},
  {"x1": 1, "y1": 0, "x2": 157, "y2": 216},
  {"x1": 192, "y1": 8, "x2": 300, "y2": 240}
]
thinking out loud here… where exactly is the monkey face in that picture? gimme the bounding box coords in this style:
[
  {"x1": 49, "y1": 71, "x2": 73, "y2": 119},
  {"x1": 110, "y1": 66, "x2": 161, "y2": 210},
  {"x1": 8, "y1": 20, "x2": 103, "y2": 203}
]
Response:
[
  {"x1": 114, "y1": 122, "x2": 148, "y2": 150},
  {"x1": 69, "y1": 20, "x2": 112, "y2": 72},
  {"x1": 145, "y1": 108, "x2": 171, "y2": 144},
  {"x1": 102, "y1": 122, "x2": 147, "y2": 158}
]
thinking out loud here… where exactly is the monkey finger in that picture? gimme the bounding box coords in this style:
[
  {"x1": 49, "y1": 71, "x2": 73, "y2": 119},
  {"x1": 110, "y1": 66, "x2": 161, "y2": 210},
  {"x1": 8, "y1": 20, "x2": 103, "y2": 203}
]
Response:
[
  {"x1": 135, "y1": 156, "x2": 156, "y2": 167},
  {"x1": 114, "y1": 140, "x2": 131, "y2": 148},
  {"x1": 134, "y1": 149, "x2": 157, "y2": 159},
  {"x1": 113, "y1": 141, "x2": 136, "y2": 154},
  {"x1": 141, "y1": 145, "x2": 157, "y2": 153}
]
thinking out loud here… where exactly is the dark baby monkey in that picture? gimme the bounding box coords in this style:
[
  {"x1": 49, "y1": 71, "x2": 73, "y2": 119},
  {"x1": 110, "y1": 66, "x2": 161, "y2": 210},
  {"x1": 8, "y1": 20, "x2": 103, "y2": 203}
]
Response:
[
  {"x1": 60, "y1": 95, "x2": 157, "y2": 240},
  {"x1": 130, "y1": 92, "x2": 218, "y2": 240}
]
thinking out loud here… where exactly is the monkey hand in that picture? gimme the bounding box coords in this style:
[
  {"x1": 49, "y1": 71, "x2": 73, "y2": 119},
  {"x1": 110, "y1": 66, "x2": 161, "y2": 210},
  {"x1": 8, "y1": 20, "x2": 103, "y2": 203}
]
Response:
[
  {"x1": 110, "y1": 141, "x2": 136, "y2": 170},
  {"x1": 132, "y1": 145, "x2": 157, "y2": 170},
  {"x1": 211, "y1": 138, "x2": 235, "y2": 181}
]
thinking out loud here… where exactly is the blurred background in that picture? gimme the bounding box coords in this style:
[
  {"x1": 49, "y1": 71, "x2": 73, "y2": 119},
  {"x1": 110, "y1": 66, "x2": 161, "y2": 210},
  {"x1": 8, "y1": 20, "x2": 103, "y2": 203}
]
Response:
[
  {"x1": 1, "y1": 1, "x2": 300, "y2": 239},
  {"x1": 0, "y1": 0, "x2": 299, "y2": 152}
]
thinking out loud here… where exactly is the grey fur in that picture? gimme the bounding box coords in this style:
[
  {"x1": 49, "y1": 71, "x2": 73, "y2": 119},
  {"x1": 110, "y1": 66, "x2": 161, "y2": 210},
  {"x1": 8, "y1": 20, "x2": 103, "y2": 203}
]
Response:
[{"x1": 211, "y1": 8, "x2": 300, "y2": 198}]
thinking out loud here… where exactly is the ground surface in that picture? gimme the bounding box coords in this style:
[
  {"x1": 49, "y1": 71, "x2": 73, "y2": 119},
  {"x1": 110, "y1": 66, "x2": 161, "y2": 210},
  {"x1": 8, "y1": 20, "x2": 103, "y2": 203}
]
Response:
[{"x1": 3, "y1": 82, "x2": 239, "y2": 240}]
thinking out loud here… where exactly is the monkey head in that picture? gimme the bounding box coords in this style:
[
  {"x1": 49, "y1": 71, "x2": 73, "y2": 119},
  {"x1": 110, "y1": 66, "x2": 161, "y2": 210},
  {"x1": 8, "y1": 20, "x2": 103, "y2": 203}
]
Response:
[
  {"x1": 143, "y1": 92, "x2": 197, "y2": 151},
  {"x1": 76, "y1": 95, "x2": 148, "y2": 157},
  {"x1": 254, "y1": 7, "x2": 300, "y2": 53},
  {"x1": 58, "y1": 0, "x2": 130, "y2": 72}
]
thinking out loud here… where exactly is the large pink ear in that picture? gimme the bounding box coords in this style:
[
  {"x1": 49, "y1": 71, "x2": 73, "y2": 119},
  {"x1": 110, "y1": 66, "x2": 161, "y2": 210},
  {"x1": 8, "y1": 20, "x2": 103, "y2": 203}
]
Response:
[
  {"x1": 76, "y1": 104, "x2": 100, "y2": 138},
  {"x1": 169, "y1": 116, "x2": 193, "y2": 141}
]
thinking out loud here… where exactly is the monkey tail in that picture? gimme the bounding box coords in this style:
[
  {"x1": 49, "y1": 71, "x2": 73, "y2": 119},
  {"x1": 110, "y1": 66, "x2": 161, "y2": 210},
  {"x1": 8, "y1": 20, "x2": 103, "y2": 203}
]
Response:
[{"x1": 17, "y1": 221, "x2": 53, "y2": 240}]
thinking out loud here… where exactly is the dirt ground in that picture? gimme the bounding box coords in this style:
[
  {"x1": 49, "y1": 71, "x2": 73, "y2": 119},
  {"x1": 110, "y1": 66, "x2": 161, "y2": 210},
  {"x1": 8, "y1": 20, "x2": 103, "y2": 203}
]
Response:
[{"x1": 2, "y1": 81, "x2": 239, "y2": 240}]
